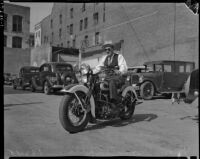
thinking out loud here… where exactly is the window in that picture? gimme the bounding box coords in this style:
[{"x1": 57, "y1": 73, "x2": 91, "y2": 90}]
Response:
[
  {"x1": 70, "y1": 24, "x2": 73, "y2": 35},
  {"x1": 38, "y1": 31, "x2": 40, "y2": 38},
  {"x1": 13, "y1": 15, "x2": 22, "y2": 32},
  {"x1": 70, "y1": 8, "x2": 73, "y2": 19},
  {"x1": 50, "y1": 19, "x2": 53, "y2": 28},
  {"x1": 84, "y1": 17, "x2": 88, "y2": 29},
  {"x1": 67, "y1": 41, "x2": 70, "y2": 48},
  {"x1": 84, "y1": 35, "x2": 89, "y2": 47},
  {"x1": 4, "y1": 35, "x2": 7, "y2": 47},
  {"x1": 186, "y1": 64, "x2": 193, "y2": 72},
  {"x1": 73, "y1": 39, "x2": 76, "y2": 48},
  {"x1": 51, "y1": 32, "x2": 54, "y2": 42},
  {"x1": 179, "y1": 65, "x2": 184, "y2": 73},
  {"x1": 67, "y1": 25, "x2": 70, "y2": 34},
  {"x1": 4, "y1": 13, "x2": 7, "y2": 31},
  {"x1": 82, "y1": 3, "x2": 86, "y2": 12},
  {"x1": 155, "y1": 64, "x2": 162, "y2": 72},
  {"x1": 59, "y1": 28, "x2": 62, "y2": 38},
  {"x1": 95, "y1": 32, "x2": 100, "y2": 45},
  {"x1": 93, "y1": 12, "x2": 99, "y2": 25},
  {"x1": 80, "y1": 19, "x2": 83, "y2": 31},
  {"x1": 59, "y1": 14, "x2": 62, "y2": 24},
  {"x1": 12, "y1": 36, "x2": 22, "y2": 48},
  {"x1": 164, "y1": 65, "x2": 172, "y2": 72}
]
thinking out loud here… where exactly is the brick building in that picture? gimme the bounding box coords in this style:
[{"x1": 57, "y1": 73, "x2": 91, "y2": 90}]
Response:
[
  {"x1": 36, "y1": 3, "x2": 199, "y2": 68},
  {"x1": 4, "y1": 2, "x2": 33, "y2": 74}
]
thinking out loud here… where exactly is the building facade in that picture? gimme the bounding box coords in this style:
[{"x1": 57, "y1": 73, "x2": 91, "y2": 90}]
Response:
[
  {"x1": 36, "y1": 3, "x2": 199, "y2": 68},
  {"x1": 4, "y1": 2, "x2": 32, "y2": 74}
]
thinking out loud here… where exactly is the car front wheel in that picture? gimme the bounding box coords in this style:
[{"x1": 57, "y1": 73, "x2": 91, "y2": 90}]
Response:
[
  {"x1": 140, "y1": 81, "x2": 154, "y2": 100},
  {"x1": 44, "y1": 81, "x2": 51, "y2": 95}
]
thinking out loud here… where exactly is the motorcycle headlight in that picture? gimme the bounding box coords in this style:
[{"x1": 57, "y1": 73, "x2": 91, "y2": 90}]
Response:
[
  {"x1": 49, "y1": 76, "x2": 57, "y2": 83},
  {"x1": 80, "y1": 63, "x2": 90, "y2": 75},
  {"x1": 139, "y1": 75, "x2": 144, "y2": 83},
  {"x1": 81, "y1": 75, "x2": 88, "y2": 83}
]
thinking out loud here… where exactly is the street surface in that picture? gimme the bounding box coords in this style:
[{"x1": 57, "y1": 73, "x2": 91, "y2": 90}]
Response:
[{"x1": 4, "y1": 85, "x2": 199, "y2": 158}]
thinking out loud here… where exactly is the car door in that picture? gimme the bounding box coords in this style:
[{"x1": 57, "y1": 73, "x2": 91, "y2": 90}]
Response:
[
  {"x1": 153, "y1": 64, "x2": 164, "y2": 92},
  {"x1": 162, "y1": 63, "x2": 189, "y2": 92}
]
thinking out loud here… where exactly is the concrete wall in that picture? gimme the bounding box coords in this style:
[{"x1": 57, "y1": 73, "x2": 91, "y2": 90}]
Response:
[
  {"x1": 4, "y1": 47, "x2": 31, "y2": 74},
  {"x1": 31, "y1": 44, "x2": 52, "y2": 67}
]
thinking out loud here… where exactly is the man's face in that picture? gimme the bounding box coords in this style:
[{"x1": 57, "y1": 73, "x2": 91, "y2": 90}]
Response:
[{"x1": 104, "y1": 47, "x2": 113, "y2": 56}]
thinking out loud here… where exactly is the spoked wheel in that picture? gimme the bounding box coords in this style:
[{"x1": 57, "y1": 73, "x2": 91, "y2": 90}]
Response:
[
  {"x1": 140, "y1": 81, "x2": 154, "y2": 100},
  {"x1": 120, "y1": 90, "x2": 136, "y2": 120},
  {"x1": 59, "y1": 91, "x2": 90, "y2": 133}
]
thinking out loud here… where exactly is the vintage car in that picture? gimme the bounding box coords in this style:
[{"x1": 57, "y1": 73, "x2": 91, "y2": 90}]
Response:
[
  {"x1": 12, "y1": 66, "x2": 40, "y2": 90},
  {"x1": 184, "y1": 69, "x2": 199, "y2": 104},
  {"x1": 129, "y1": 60, "x2": 195, "y2": 100},
  {"x1": 4, "y1": 73, "x2": 12, "y2": 85},
  {"x1": 30, "y1": 62, "x2": 77, "y2": 94}
]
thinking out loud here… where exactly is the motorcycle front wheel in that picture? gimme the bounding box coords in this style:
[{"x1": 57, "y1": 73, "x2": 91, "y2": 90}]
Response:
[
  {"x1": 120, "y1": 90, "x2": 136, "y2": 120},
  {"x1": 59, "y1": 91, "x2": 90, "y2": 133}
]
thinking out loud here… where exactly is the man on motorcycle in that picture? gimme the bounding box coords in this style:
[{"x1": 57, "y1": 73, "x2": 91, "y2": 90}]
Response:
[{"x1": 93, "y1": 40, "x2": 128, "y2": 112}]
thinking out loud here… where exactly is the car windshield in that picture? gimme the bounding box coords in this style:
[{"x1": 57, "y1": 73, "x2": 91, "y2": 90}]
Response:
[
  {"x1": 55, "y1": 64, "x2": 72, "y2": 72},
  {"x1": 24, "y1": 68, "x2": 39, "y2": 73},
  {"x1": 145, "y1": 65, "x2": 154, "y2": 72}
]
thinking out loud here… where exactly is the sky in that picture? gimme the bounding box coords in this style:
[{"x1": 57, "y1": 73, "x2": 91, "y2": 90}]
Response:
[{"x1": 6, "y1": 2, "x2": 54, "y2": 32}]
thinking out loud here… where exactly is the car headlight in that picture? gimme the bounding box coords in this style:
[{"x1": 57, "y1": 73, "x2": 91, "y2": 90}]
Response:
[
  {"x1": 194, "y1": 91, "x2": 199, "y2": 97},
  {"x1": 65, "y1": 76, "x2": 71, "y2": 82},
  {"x1": 139, "y1": 76, "x2": 144, "y2": 83},
  {"x1": 126, "y1": 76, "x2": 131, "y2": 81},
  {"x1": 81, "y1": 75, "x2": 88, "y2": 83}
]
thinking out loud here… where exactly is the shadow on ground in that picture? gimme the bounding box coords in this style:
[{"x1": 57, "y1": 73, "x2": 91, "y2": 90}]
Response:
[
  {"x1": 85, "y1": 113, "x2": 158, "y2": 132},
  {"x1": 4, "y1": 102, "x2": 43, "y2": 107},
  {"x1": 180, "y1": 115, "x2": 199, "y2": 123}
]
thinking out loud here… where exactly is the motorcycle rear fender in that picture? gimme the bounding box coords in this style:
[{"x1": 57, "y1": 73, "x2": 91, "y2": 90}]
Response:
[
  {"x1": 61, "y1": 84, "x2": 96, "y2": 118},
  {"x1": 122, "y1": 85, "x2": 139, "y2": 101}
]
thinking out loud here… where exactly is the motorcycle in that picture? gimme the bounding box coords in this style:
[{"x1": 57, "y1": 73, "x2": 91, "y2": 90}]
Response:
[{"x1": 59, "y1": 64, "x2": 138, "y2": 133}]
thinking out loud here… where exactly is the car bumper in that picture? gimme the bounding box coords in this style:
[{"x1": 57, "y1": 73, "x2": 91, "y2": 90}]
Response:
[{"x1": 51, "y1": 85, "x2": 63, "y2": 89}]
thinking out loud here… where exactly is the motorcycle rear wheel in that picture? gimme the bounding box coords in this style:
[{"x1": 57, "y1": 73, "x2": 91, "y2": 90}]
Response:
[{"x1": 59, "y1": 91, "x2": 89, "y2": 133}]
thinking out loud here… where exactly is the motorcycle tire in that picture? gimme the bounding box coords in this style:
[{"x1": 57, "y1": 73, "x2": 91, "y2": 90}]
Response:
[
  {"x1": 59, "y1": 92, "x2": 90, "y2": 133},
  {"x1": 120, "y1": 90, "x2": 136, "y2": 120}
]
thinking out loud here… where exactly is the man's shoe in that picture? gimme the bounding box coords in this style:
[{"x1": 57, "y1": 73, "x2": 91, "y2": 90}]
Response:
[{"x1": 89, "y1": 117, "x2": 98, "y2": 124}]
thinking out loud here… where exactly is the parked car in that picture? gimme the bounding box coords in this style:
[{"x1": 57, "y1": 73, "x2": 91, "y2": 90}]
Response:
[
  {"x1": 128, "y1": 66, "x2": 147, "y2": 73},
  {"x1": 31, "y1": 62, "x2": 77, "y2": 94},
  {"x1": 129, "y1": 60, "x2": 195, "y2": 100},
  {"x1": 4, "y1": 73, "x2": 12, "y2": 85},
  {"x1": 12, "y1": 66, "x2": 40, "y2": 90},
  {"x1": 184, "y1": 69, "x2": 199, "y2": 104}
]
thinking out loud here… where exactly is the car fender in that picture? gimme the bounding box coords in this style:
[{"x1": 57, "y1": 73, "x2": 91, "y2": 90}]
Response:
[{"x1": 61, "y1": 84, "x2": 96, "y2": 118}]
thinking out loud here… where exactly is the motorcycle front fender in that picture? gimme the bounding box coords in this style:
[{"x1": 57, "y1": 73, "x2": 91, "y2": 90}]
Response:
[
  {"x1": 60, "y1": 84, "x2": 96, "y2": 118},
  {"x1": 122, "y1": 85, "x2": 139, "y2": 101}
]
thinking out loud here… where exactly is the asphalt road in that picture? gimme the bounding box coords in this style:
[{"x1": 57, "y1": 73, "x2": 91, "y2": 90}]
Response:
[{"x1": 4, "y1": 85, "x2": 199, "y2": 158}]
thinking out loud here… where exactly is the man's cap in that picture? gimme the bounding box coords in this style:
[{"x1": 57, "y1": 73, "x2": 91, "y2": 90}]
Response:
[{"x1": 102, "y1": 40, "x2": 114, "y2": 49}]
